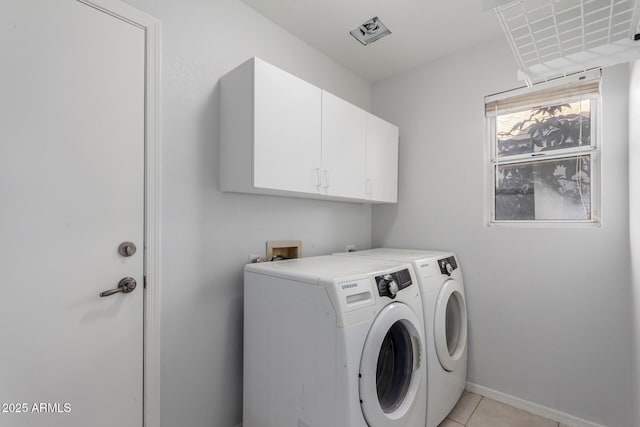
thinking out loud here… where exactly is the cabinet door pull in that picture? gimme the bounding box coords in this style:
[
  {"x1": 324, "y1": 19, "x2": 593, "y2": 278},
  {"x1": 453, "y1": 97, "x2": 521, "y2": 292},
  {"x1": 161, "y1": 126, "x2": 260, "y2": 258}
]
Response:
[
  {"x1": 314, "y1": 168, "x2": 322, "y2": 187},
  {"x1": 323, "y1": 170, "x2": 330, "y2": 189},
  {"x1": 365, "y1": 178, "x2": 373, "y2": 195}
]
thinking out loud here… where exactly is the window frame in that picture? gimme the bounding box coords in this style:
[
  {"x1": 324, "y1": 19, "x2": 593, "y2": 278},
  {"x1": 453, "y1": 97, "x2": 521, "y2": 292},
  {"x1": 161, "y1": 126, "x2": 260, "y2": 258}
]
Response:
[{"x1": 485, "y1": 72, "x2": 602, "y2": 227}]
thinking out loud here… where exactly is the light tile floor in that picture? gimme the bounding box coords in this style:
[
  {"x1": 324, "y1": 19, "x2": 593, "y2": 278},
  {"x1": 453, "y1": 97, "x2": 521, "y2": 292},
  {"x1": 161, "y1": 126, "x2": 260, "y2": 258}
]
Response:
[{"x1": 438, "y1": 391, "x2": 563, "y2": 427}]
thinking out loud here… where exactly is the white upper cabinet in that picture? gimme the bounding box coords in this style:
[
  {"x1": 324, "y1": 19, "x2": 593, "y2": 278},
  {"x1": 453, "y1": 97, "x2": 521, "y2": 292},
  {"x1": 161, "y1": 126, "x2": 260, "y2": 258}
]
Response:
[
  {"x1": 366, "y1": 114, "x2": 399, "y2": 203},
  {"x1": 220, "y1": 57, "x2": 321, "y2": 195},
  {"x1": 220, "y1": 57, "x2": 398, "y2": 203},
  {"x1": 253, "y1": 60, "x2": 322, "y2": 193},
  {"x1": 320, "y1": 91, "x2": 367, "y2": 200}
]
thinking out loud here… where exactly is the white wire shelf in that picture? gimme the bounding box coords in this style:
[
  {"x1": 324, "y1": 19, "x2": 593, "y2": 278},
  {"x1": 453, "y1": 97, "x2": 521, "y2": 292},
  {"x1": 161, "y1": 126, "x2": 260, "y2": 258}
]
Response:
[{"x1": 492, "y1": 0, "x2": 640, "y2": 83}]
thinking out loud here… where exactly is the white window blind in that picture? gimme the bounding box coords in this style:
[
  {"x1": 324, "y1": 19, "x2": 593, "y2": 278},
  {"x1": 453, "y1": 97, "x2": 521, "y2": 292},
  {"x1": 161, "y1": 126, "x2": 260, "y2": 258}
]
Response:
[{"x1": 485, "y1": 70, "x2": 601, "y2": 117}]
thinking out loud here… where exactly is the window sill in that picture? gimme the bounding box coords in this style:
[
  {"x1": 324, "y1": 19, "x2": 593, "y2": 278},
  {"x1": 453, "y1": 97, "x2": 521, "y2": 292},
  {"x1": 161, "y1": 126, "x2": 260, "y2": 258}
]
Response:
[{"x1": 486, "y1": 220, "x2": 601, "y2": 229}]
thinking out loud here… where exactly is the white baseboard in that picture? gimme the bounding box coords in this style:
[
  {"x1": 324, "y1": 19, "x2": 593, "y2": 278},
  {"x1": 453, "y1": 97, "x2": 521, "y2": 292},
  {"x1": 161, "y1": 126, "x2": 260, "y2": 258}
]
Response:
[{"x1": 466, "y1": 382, "x2": 606, "y2": 427}]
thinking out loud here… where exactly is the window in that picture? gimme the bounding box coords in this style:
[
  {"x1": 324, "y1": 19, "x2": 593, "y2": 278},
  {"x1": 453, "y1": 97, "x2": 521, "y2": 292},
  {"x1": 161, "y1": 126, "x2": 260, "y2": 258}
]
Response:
[{"x1": 485, "y1": 71, "x2": 601, "y2": 225}]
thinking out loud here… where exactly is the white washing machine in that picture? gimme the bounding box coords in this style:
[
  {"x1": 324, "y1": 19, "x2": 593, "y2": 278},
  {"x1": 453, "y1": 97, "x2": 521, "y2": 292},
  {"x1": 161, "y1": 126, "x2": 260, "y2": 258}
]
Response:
[
  {"x1": 243, "y1": 255, "x2": 427, "y2": 427},
  {"x1": 336, "y1": 249, "x2": 468, "y2": 427}
]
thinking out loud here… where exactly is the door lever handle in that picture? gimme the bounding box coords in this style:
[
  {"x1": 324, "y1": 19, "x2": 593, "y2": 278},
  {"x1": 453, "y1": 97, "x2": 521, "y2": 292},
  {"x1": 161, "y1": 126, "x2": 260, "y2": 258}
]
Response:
[{"x1": 100, "y1": 277, "x2": 137, "y2": 297}]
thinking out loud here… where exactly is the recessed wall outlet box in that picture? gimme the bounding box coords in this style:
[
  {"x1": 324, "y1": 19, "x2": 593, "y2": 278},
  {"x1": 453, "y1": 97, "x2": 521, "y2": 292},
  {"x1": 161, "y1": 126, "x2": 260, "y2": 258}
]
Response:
[{"x1": 266, "y1": 240, "x2": 302, "y2": 260}]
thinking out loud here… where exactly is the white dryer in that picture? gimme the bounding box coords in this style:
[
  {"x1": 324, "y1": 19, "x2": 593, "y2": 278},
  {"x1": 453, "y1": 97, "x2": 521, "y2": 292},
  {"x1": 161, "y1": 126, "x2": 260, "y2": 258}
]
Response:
[
  {"x1": 243, "y1": 255, "x2": 427, "y2": 427},
  {"x1": 336, "y1": 249, "x2": 468, "y2": 427}
]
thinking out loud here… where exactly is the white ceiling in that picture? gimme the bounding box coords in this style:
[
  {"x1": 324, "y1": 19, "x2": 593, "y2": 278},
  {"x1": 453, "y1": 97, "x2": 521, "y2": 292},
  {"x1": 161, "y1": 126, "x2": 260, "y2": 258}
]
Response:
[{"x1": 240, "y1": 0, "x2": 505, "y2": 82}]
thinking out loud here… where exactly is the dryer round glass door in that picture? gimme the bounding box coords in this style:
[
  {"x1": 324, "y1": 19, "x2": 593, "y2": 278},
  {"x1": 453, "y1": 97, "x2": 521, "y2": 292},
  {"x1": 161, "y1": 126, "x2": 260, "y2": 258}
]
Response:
[
  {"x1": 359, "y1": 302, "x2": 425, "y2": 426},
  {"x1": 434, "y1": 279, "x2": 468, "y2": 372}
]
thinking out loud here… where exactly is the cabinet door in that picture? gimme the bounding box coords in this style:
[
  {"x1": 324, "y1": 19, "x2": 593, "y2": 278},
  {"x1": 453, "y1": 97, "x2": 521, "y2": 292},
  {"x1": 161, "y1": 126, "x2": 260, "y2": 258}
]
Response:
[
  {"x1": 366, "y1": 114, "x2": 399, "y2": 203},
  {"x1": 253, "y1": 59, "x2": 322, "y2": 193},
  {"x1": 321, "y1": 91, "x2": 367, "y2": 199}
]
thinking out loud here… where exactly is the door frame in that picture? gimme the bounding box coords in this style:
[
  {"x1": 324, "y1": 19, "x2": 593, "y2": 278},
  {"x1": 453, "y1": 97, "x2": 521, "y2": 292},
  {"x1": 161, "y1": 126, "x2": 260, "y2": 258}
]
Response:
[{"x1": 76, "y1": 1, "x2": 161, "y2": 426}]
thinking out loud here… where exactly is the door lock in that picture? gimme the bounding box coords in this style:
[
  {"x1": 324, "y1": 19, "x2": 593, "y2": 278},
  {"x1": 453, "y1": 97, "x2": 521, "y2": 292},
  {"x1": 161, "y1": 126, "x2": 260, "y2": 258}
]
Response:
[
  {"x1": 100, "y1": 277, "x2": 137, "y2": 297},
  {"x1": 118, "y1": 241, "x2": 137, "y2": 257}
]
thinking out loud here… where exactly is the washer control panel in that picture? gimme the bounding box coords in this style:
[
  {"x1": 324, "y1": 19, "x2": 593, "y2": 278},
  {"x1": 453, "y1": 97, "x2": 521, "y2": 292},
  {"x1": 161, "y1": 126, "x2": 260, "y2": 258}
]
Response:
[
  {"x1": 438, "y1": 256, "x2": 458, "y2": 276},
  {"x1": 375, "y1": 268, "x2": 412, "y2": 299}
]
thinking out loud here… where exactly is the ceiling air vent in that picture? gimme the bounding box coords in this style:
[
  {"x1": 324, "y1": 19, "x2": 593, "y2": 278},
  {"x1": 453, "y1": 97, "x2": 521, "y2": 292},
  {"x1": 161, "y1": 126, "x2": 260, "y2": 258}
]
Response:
[
  {"x1": 350, "y1": 16, "x2": 391, "y2": 46},
  {"x1": 488, "y1": 0, "x2": 640, "y2": 83}
]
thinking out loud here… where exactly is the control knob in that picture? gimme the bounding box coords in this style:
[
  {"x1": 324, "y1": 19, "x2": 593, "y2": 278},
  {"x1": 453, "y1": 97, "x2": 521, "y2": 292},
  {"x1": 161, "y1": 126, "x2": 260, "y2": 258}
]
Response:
[
  {"x1": 445, "y1": 263, "x2": 453, "y2": 275},
  {"x1": 440, "y1": 260, "x2": 454, "y2": 276},
  {"x1": 377, "y1": 274, "x2": 399, "y2": 299}
]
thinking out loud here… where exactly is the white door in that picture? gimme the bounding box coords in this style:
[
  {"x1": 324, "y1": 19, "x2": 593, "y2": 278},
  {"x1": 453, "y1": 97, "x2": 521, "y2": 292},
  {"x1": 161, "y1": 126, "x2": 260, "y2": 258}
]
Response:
[
  {"x1": 0, "y1": 1, "x2": 144, "y2": 426},
  {"x1": 321, "y1": 91, "x2": 367, "y2": 199},
  {"x1": 365, "y1": 114, "x2": 399, "y2": 203}
]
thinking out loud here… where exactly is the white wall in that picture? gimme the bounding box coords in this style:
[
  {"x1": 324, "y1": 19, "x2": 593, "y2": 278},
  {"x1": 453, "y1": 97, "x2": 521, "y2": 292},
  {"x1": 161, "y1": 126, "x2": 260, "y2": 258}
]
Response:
[
  {"x1": 629, "y1": 60, "x2": 640, "y2": 427},
  {"x1": 120, "y1": 1, "x2": 373, "y2": 426},
  {"x1": 371, "y1": 38, "x2": 634, "y2": 426}
]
